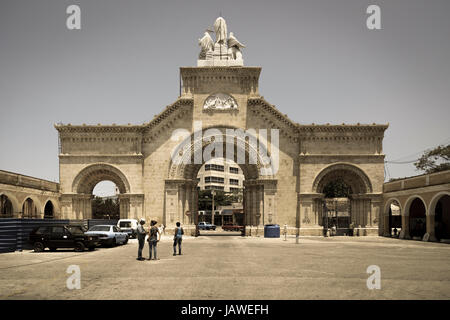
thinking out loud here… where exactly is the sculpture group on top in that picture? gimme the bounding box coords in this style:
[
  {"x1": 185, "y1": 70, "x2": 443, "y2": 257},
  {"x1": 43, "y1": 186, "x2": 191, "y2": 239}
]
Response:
[{"x1": 198, "y1": 17, "x2": 245, "y2": 66}]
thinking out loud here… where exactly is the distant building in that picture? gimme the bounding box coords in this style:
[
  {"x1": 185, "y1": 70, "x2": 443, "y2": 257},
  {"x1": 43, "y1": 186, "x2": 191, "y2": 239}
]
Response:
[{"x1": 197, "y1": 158, "x2": 244, "y2": 193}]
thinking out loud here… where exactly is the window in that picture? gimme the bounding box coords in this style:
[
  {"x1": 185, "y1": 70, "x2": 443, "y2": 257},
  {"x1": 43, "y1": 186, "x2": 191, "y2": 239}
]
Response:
[
  {"x1": 36, "y1": 227, "x2": 50, "y2": 234},
  {"x1": 205, "y1": 186, "x2": 224, "y2": 190},
  {"x1": 205, "y1": 176, "x2": 224, "y2": 184},
  {"x1": 230, "y1": 187, "x2": 241, "y2": 192},
  {"x1": 52, "y1": 226, "x2": 64, "y2": 234},
  {"x1": 230, "y1": 167, "x2": 239, "y2": 174},
  {"x1": 89, "y1": 226, "x2": 111, "y2": 232},
  {"x1": 120, "y1": 221, "x2": 131, "y2": 228},
  {"x1": 113, "y1": 226, "x2": 119, "y2": 232},
  {"x1": 230, "y1": 179, "x2": 239, "y2": 185},
  {"x1": 67, "y1": 226, "x2": 84, "y2": 235},
  {"x1": 205, "y1": 164, "x2": 224, "y2": 172}
]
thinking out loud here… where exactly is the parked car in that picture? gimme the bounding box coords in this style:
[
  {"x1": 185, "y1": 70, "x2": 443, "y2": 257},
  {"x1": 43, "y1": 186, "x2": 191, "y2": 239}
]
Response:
[
  {"x1": 222, "y1": 223, "x2": 244, "y2": 232},
  {"x1": 117, "y1": 219, "x2": 138, "y2": 238},
  {"x1": 85, "y1": 225, "x2": 129, "y2": 247},
  {"x1": 29, "y1": 224, "x2": 99, "y2": 252},
  {"x1": 198, "y1": 221, "x2": 216, "y2": 230}
]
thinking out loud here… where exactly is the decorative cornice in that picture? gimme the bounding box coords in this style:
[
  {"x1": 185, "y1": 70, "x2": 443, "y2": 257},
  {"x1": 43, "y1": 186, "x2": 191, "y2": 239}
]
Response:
[
  {"x1": 142, "y1": 98, "x2": 193, "y2": 133},
  {"x1": 59, "y1": 154, "x2": 144, "y2": 158},
  {"x1": 299, "y1": 154, "x2": 385, "y2": 158},
  {"x1": 54, "y1": 98, "x2": 193, "y2": 135},
  {"x1": 298, "y1": 123, "x2": 389, "y2": 135},
  {"x1": 55, "y1": 124, "x2": 143, "y2": 133},
  {"x1": 180, "y1": 66, "x2": 261, "y2": 76}
]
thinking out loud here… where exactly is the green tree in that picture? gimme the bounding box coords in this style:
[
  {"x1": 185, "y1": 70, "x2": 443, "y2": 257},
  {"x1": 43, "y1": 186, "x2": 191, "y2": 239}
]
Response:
[
  {"x1": 91, "y1": 196, "x2": 120, "y2": 219},
  {"x1": 197, "y1": 189, "x2": 238, "y2": 210},
  {"x1": 323, "y1": 180, "x2": 351, "y2": 198},
  {"x1": 414, "y1": 144, "x2": 450, "y2": 174}
]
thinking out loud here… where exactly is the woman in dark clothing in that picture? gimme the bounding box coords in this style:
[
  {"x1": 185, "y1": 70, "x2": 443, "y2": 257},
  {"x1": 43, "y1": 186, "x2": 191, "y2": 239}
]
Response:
[{"x1": 147, "y1": 220, "x2": 161, "y2": 260}]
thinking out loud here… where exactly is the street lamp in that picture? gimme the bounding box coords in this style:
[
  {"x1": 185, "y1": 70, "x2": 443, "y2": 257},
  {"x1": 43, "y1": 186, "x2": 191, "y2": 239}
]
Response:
[
  {"x1": 211, "y1": 189, "x2": 216, "y2": 225},
  {"x1": 323, "y1": 201, "x2": 328, "y2": 237}
]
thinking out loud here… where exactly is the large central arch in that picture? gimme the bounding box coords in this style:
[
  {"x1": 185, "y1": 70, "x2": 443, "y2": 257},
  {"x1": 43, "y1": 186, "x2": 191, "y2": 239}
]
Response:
[{"x1": 165, "y1": 128, "x2": 278, "y2": 231}]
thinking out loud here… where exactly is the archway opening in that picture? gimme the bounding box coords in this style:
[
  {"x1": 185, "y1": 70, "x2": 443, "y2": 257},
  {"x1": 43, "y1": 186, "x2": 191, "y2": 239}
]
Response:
[
  {"x1": 314, "y1": 164, "x2": 373, "y2": 235},
  {"x1": 387, "y1": 200, "x2": 401, "y2": 237},
  {"x1": 44, "y1": 201, "x2": 54, "y2": 219},
  {"x1": 435, "y1": 195, "x2": 450, "y2": 240},
  {"x1": 409, "y1": 198, "x2": 426, "y2": 239},
  {"x1": 196, "y1": 158, "x2": 245, "y2": 230},
  {"x1": 0, "y1": 195, "x2": 13, "y2": 217},
  {"x1": 22, "y1": 198, "x2": 37, "y2": 218},
  {"x1": 322, "y1": 179, "x2": 352, "y2": 235},
  {"x1": 92, "y1": 181, "x2": 120, "y2": 220}
]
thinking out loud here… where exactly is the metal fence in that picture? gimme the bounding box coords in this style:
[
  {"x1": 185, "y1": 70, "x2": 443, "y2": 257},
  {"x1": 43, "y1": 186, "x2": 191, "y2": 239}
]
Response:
[{"x1": 0, "y1": 218, "x2": 116, "y2": 253}]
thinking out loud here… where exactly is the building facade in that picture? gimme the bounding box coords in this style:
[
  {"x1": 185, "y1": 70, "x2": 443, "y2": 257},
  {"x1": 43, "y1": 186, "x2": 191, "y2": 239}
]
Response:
[
  {"x1": 382, "y1": 170, "x2": 450, "y2": 241},
  {"x1": 197, "y1": 158, "x2": 245, "y2": 192},
  {"x1": 51, "y1": 17, "x2": 388, "y2": 236}
]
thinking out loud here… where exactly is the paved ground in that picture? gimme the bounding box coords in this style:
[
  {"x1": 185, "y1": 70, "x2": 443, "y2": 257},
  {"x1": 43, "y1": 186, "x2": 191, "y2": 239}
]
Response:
[{"x1": 0, "y1": 235, "x2": 450, "y2": 299}]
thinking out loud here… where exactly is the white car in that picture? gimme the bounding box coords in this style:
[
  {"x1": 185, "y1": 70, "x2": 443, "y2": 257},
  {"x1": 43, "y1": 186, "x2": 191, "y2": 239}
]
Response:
[
  {"x1": 85, "y1": 225, "x2": 129, "y2": 247},
  {"x1": 117, "y1": 219, "x2": 138, "y2": 238}
]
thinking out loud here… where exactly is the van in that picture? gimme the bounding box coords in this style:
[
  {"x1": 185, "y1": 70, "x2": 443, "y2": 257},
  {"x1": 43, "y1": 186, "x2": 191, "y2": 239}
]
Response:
[{"x1": 117, "y1": 219, "x2": 138, "y2": 238}]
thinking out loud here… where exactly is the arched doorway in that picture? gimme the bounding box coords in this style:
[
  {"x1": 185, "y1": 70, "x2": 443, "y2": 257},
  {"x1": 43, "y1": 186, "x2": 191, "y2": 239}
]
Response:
[
  {"x1": 71, "y1": 163, "x2": 132, "y2": 220},
  {"x1": 196, "y1": 158, "x2": 245, "y2": 229},
  {"x1": 44, "y1": 201, "x2": 54, "y2": 219},
  {"x1": 409, "y1": 198, "x2": 426, "y2": 239},
  {"x1": 91, "y1": 180, "x2": 120, "y2": 220},
  {"x1": 22, "y1": 198, "x2": 37, "y2": 218},
  {"x1": 166, "y1": 127, "x2": 277, "y2": 231},
  {"x1": 385, "y1": 199, "x2": 402, "y2": 237},
  {"x1": 433, "y1": 194, "x2": 450, "y2": 241},
  {"x1": 0, "y1": 195, "x2": 13, "y2": 217},
  {"x1": 322, "y1": 179, "x2": 352, "y2": 235},
  {"x1": 312, "y1": 163, "x2": 375, "y2": 235}
]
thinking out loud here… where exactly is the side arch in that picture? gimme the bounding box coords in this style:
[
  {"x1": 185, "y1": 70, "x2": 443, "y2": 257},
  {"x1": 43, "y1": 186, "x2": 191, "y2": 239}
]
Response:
[
  {"x1": 403, "y1": 195, "x2": 428, "y2": 217},
  {"x1": 312, "y1": 162, "x2": 373, "y2": 194},
  {"x1": 72, "y1": 163, "x2": 131, "y2": 194},
  {"x1": 21, "y1": 196, "x2": 42, "y2": 217},
  {"x1": 0, "y1": 191, "x2": 20, "y2": 214},
  {"x1": 384, "y1": 197, "x2": 402, "y2": 214},
  {"x1": 428, "y1": 191, "x2": 450, "y2": 215},
  {"x1": 43, "y1": 199, "x2": 59, "y2": 218}
]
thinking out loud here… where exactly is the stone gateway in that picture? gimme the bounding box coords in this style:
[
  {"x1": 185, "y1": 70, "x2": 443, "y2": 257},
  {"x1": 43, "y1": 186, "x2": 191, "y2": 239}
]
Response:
[{"x1": 54, "y1": 17, "x2": 388, "y2": 236}]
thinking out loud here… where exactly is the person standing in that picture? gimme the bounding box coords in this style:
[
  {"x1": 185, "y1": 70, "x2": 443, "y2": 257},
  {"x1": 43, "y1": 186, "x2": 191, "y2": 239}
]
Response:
[
  {"x1": 148, "y1": 220, "x2": 161, "y2": 260},
  {"x1": 136, "y1": 218, "x2": 147, "y2": 261},
  {"x1": 173, "y1": 222, "x2": 184, "y2": 256}
]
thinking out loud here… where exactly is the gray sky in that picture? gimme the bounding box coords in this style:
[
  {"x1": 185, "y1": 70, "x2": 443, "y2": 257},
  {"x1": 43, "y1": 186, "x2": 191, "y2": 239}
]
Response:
[{"x1": 1, "y1": 0, "x2": 449, "y2": 187}]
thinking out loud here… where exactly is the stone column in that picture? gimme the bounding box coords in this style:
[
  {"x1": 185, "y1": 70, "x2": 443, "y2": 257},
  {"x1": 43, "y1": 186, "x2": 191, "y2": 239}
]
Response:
[
  {"x1": 252, "y1": 186, "x2": 257, "y2": 226},
  {"x1": 178, "y1": 184, "x2": 185, "y2": 224},
  {"x1": 262, "y1": 180, "x2": 277, "y2": 225},
  {"x1": 118, "y1": 194, "x2": 129, "y2": 219},
  {"x1": 400, "y1": 214, "x2": 411, "y2": 239},
  {"x1": 186, "y1": 184, "x2": 192, "y2": 224},
  {"x1": 244, "y1": 187, "x2": 251, "y2": 226},
  {"x1": 369, "y1": 197, "x2": 382, "y2": 227},
  {"x1": 193, "y1": 184, "x2": 198, "y2": 225},
  {"x1": 258, "y1": 185, "x2": 264, "y2": 227},
  {"x1": 425, "y1": 213, "x2": 437, "y2": 242}
]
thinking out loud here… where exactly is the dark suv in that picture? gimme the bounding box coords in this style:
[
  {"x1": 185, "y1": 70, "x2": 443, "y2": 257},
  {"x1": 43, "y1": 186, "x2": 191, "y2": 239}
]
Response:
[{"x1": 29, "y1": 224, "x2": 100, "y2": 252}]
